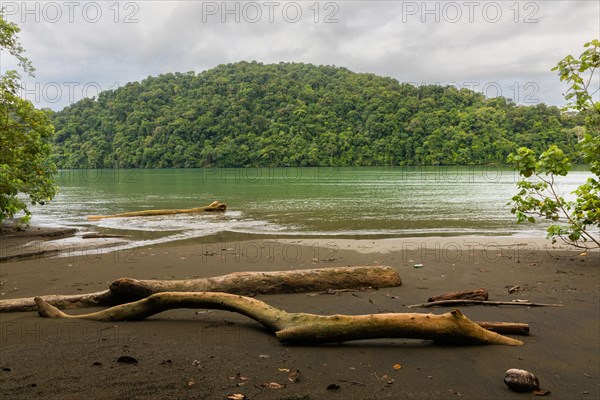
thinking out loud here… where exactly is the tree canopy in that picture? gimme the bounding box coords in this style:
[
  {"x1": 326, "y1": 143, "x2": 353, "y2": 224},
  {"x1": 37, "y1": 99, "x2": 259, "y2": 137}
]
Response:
[
  {"x1": 0, "y1": 14, "x2": 57, "y2": 226},
  {"x1": 51, "y1": 61, "x2": 582, "y2": 168}
]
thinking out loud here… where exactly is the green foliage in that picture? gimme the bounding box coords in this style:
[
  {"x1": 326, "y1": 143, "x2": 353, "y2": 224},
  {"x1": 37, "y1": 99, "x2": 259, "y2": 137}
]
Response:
[
  {"x1": 552, "y1": 39, "x2": 600, "y2": 123},
  {"x1": 509, "y1": 40, "x2": 600, "y2": 249},
  {"x1": 0, "y1": 13, "x2": 57, "y2": 226},
  {"x1": 51, "y1": 61, "x2": 581, "y2": 168}
]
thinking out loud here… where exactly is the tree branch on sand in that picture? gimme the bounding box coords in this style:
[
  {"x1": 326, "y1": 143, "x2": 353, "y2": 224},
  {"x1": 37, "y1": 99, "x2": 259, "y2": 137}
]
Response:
[
  {"x1": 427, "y1": 288, "x2": 488, "y2": 302},
  {"x1": 407, "y1": 300, "x2": 564, "y2": 308},
  {"x1": 34, "y1": 292, "x2": 524, "y2": 346}
]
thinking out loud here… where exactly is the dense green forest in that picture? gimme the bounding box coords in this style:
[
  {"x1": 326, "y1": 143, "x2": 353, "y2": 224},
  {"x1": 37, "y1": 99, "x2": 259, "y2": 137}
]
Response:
[{"x1": 51, "y1": 61, "x2": 582, "y2": 168}]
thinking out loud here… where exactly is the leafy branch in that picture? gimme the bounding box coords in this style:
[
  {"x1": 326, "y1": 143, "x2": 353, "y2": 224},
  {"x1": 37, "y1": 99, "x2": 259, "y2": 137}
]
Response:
[{"x1": 509, "y1": 40, "x2": 600, "y2": 249}]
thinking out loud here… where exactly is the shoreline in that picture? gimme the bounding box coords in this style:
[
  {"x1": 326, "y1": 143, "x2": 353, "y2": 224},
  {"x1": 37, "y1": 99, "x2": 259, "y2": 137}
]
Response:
[
  {"x1": 3, "y1": 222, "x2": 595, "y2": 264},
  {"x1": 272, "y1": 235, "x2": 595, "y2": 253},
  {"x1": 0, "y1": 225, "x2": 129, "y2": 262},
  {"x1": 0, "y1": 234, "x2": 598, "y2": 399}
]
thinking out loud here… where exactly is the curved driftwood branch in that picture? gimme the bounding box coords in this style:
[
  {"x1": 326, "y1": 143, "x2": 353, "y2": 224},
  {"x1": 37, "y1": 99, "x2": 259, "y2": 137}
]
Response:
[
  {"x1": 87, "y1": 201, "x2": 226, "y2": 220},
  {"x1": 34, "y1": 292, "x2": 523, "y2": 346},
  {"x1": 0, "y1": 266, "x2": 402, "y2": 312}
]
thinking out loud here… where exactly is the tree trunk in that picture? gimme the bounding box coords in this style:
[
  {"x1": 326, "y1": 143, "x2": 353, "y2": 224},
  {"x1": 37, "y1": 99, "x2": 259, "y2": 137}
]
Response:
[
  {"x1": 34, "y1": 292, "x2": 523, "y2": 346},
  {"x1": 87, "y1": 201, "x2": 226, "y2": 220},
  {"x1": 0, "y1": 266, "x2": 401, "y2": 312}
]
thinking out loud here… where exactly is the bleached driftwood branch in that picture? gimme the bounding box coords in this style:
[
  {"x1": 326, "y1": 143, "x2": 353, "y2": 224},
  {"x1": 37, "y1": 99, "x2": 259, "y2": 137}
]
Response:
[{"x1": 35, "y1": 292, "x2": 524, "y2": 346}]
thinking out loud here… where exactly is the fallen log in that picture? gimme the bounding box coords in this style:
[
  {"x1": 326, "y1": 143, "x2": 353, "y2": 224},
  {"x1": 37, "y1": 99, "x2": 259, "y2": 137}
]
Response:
[
  {"x1": 407, "y1": 300, "x2": 563, "y2": 308},
  {"x1": 428, "y1": 288, "x2": 488, "y2": 302},
  {"x1": 0, "y1": 266, "x2": 402, "y2": 312},
  {"x1": 109, "y1": 266, "x2": 402, "y2": 298},
  {"x1": 87, "y1": 201, "x2": 226, "y2": 221},
  {"x1": 34, "y1": 292, "x2": 524, "y2": 346}
]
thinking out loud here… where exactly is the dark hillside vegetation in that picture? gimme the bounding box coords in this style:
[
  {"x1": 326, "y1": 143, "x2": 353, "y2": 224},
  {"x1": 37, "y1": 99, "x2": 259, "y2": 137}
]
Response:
[{"x1": 51, "y1": 61, "x2": 582, "y2": 168}]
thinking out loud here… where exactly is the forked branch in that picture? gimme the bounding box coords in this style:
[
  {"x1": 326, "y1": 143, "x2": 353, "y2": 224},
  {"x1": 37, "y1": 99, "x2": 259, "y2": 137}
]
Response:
[{"x1": 35, "y1": 292, "x2": 524, "y2": 346}]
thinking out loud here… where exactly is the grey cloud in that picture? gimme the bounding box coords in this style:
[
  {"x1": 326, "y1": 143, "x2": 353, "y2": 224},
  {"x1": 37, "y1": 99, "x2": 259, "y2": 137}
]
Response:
[{"x1": 4, "y1": 0, "x2": 598, "y2": 110}]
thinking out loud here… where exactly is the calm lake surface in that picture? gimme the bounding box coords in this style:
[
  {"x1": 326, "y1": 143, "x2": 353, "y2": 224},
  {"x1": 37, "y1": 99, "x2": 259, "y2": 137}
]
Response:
[{"x1": 28, "y1": 167, "x2": 591, "y2": 244}]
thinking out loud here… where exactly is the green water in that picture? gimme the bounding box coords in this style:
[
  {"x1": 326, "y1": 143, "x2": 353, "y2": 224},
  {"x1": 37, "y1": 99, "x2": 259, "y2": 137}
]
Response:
[{"x1": 28, "y1": 167, "x2": 590, "y2": 243}]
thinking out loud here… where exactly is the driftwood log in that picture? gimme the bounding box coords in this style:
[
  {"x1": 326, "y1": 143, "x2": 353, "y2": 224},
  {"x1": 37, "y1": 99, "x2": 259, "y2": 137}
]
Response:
[
  {"x1": 34, "y1": 292, "x2": 524, "y2": 346},
  {"x1": 0, "y1": 266, "x2": 402, "y2": 312},
  {"x1": 428, "y1": 288, "x2": 488, "y2": 302},
  {"x1": 109, "y1": 266, "x2": 401, "y2": 298},
  {"x1": 87, "y1": 201, "x2": 226, "y2": 221}
]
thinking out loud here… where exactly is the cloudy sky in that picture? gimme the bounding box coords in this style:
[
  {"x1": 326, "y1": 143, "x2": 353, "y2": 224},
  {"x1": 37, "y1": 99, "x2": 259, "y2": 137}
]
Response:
[{"x1": 1, "y1": 0, "x2": 598, "y2": 110}]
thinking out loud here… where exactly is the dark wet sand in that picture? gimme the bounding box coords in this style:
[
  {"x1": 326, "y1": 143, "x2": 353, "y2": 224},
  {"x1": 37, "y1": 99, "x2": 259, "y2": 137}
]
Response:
[{"x1": 0, "y1": 237, "x2": 598, "y2": 399}]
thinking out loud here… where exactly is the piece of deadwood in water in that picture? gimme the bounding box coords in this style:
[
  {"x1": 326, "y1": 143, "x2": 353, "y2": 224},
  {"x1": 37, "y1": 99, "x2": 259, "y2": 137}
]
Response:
[
  {"x1": 109, "y1": 266, "x2": 402, "y2": 298},
  {"x1": 0, "y1": 266, "x2": 402, "y2": 312},
  {"x1": 34, "y1": 292, "x2": 523, "y2": 346},
  {"x1": 428, "y1": 288, "x2": 488, "y2": 302},
  {"x1": 87, "y1": 201, "x2": 226, "y2": 221}
]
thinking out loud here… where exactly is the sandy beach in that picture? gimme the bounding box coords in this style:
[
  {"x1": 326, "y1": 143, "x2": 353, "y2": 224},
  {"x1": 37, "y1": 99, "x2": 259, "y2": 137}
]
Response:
[{"x1": 0, "y1": 233, "x2": 598, "y2": 399}]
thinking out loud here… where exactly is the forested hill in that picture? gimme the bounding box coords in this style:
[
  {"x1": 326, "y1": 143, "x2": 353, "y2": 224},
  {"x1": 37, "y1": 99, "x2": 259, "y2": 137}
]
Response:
[{"x1": 51, "y1": 61, "x2": 581, "y2": 168}]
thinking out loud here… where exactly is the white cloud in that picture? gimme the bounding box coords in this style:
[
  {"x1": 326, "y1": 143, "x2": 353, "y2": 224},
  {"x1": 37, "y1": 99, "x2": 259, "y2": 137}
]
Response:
[{"x1": 2, "y1": 0, "x2": 598, "y2": 110}]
